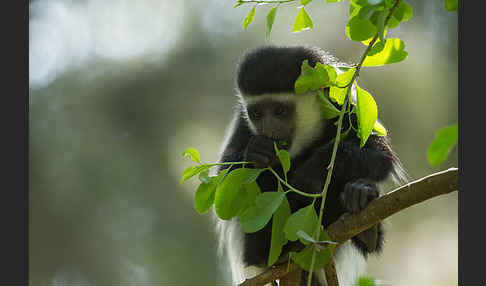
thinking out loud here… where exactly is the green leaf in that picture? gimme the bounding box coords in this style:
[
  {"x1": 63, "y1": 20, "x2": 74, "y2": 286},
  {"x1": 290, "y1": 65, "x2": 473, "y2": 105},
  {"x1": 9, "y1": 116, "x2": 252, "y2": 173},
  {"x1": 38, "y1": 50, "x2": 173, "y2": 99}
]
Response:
[
  {"x1": 277, "y1": 150, "x2": 291, "y2": 177},
  {"x1": 356, "y1": 276, "x2": 377, "y2": 286},
  {"x1": 194, "y1": 170, "x2": 228, "y2": 214},
  {"x1": 387, "y1": 1, "x2": 413, "y2": 28},
  {"x1": 296, "y1": 230, "x2": 317, "y2": 243},
  {"x1": 317, "y1": 90, "x2": 341, "y2": 119},
  {"x1": 266, "y1": 7, "x2": 278, "y2": 40},
  {"x1": 182, "y1": 147, "x2": 201, "y2": 163},
  {"x1": 329, "y1": 86, "x2": 348, "y2": 106},
  {"x1": 181, "y1": 165, "x2": 210, "y2": 183},
  {"x1": 267, "y1": 195, "x2": 291, "y2": 266},
  {"x1": 323, "y1": 65, "x2": 338, "y2": 84},
  {"x1": 361, "y1": 28, "x2": 387, "y2": 46},
  {"x1": 427, "y1": 124, "x2": 458, "y2": 166},
  {"x1": 274, "y1": 142, "x2": 290, "y2": 178},
  {"x1": 243, "y1": 5, "x2": 257, "y2": 29},
  {"x1": 375, "y1": 10, "x2": 386, "y2": 42},
  {"x1": 233, "y1": 1, "x2": 243, "y2": 8},
  {"x1": 290, "y1": 243, "x2": 335, "y2": 271},
  {"x1": 295, "y1": 61, "x2": 319, "y2": 94},
  {"x1": 214, "y1": 168, "x2": 263, "y2": 220},
  {"x1": 444, "y1": 0, "x2": 458, "y2": 11},
  {"x1": 329, "y1": 68, "x2": 355, "y2": 105},
  {"x1": 362, "y1": 38, "x2": 408, "y2": 67},
  {"x1": 292, "y1": 7, "x2": 313, "y2": 33},
  {"x1": 198, "y1": 169, "x2": 211, "y2": 183},
  {"x1": 356, "y1": 85, "x2": 378, "y2": 148},
  {"x1": 367, "y1": 0, "x2": 383, "y2": 4},
  {"x1": 301, "y1": 0, "x2": 313, "y2": 5},
  {"x1": 358, "y1": 5, "x2": 377, "y2": 20},
  {"x1": 372, "y1": 120, "x2": 387, "y2": 136},
  {"x1": 234, "y1": 181, "x2": 262, "y2": 216},
  {"x1": 239, "y1": 192, "x2": 285, "y2": 233},
  {"x1": 336, "y1": 67, "x2": 356, "y2": 87},
  {"x1": 294, "y1": 61, "x2": 331, "y2": 94},
  {"x1": 284, "y1": 204, "x2": 318, "y2": 244},
  {"x1": 296, "y1": 229, "x2": 338, "y2": 247},
  {"x1": 366, "y1": 41, "x2": 385, "y2": 57},
  {"x1": 346, "y1": 15, "x2": 377, "y2": 42}
]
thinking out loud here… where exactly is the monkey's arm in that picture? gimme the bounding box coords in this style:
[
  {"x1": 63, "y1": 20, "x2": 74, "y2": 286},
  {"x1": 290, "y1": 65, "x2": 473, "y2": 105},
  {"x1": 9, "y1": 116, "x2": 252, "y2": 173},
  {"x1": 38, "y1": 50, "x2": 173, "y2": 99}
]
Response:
[
  {"x1": 286, "y1": 135, "x2": 398, "y2": 255},
  {"x1": 218, "y1": 111, "x2": 254, "y2": 168}
]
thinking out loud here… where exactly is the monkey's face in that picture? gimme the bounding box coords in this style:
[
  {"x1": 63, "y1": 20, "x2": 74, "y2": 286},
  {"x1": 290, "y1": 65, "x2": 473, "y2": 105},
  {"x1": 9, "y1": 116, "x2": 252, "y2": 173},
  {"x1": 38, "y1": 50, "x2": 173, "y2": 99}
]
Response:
[{"x1": 245, "y1": 99, "x2": 296, "y2": 145}]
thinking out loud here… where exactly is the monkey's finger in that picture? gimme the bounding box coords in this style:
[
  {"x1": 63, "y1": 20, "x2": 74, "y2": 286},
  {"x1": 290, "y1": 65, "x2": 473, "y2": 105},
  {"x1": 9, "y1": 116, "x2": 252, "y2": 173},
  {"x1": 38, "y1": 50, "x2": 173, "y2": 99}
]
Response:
[{"x1": 246, "y1": 152, "x2": 270, "y2": 169}]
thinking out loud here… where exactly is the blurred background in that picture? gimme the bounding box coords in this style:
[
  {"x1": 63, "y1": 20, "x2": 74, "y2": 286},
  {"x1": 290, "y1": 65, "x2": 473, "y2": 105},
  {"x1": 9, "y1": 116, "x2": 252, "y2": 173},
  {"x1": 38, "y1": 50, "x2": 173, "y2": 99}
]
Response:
[{"x1": 29, "y1": 0, "x2": 458, "y2": 285}]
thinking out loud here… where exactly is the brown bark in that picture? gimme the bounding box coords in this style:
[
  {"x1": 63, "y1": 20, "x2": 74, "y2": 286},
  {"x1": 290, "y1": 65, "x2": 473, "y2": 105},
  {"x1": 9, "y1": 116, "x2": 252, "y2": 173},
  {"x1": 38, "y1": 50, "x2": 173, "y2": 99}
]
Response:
[{"x1": 237, "y1": 168, "x2": 459, "y2": 286}]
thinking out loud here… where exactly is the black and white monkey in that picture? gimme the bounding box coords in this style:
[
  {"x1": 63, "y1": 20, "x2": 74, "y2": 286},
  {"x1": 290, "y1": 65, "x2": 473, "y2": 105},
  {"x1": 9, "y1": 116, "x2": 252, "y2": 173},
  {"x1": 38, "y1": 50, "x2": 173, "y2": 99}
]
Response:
[{"x1": 215, "y1": 45, "x2": 406, "y2": 286}]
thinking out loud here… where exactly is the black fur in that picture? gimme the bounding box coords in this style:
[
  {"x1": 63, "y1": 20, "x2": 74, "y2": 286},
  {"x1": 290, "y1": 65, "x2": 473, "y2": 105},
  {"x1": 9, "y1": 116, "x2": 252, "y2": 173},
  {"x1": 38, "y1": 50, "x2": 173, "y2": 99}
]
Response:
[
  {"x1": 219, "y1": 46, "x2": 403, "y2": 283},
  {"x1": 219, "y1": 111, "x2": 399, "y2": 265},
  {"x1": 236, "y1": 45, "x2": 344, "y2": 96}
]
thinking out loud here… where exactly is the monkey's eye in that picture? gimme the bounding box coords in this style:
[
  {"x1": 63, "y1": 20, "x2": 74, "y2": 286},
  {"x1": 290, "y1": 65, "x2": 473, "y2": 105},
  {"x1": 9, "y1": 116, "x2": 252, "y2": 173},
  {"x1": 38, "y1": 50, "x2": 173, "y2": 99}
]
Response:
[
  {"x1": 248, "y1": 109, "x2": 262, "y2": 120},
  {"x1": 274, "y1": 105, "x2": 287, "y2": 117}
]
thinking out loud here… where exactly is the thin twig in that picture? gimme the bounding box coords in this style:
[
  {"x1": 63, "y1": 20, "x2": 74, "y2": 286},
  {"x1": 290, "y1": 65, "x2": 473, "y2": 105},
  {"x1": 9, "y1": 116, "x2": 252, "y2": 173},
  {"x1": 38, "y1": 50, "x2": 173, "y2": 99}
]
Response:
[{"x1": 308, "y1": 1, "x2": 403, "y2": 285}]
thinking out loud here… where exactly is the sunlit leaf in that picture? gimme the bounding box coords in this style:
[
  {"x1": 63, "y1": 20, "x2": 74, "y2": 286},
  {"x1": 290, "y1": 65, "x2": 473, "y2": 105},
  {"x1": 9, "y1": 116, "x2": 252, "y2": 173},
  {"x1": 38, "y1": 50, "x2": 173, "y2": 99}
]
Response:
[
  {"x1": 427, "y1": 124, "x2": 458, "y2": 166},
  {"x1": 292, "y1": 7, "x2": 313, "y2": 32},
  {"x1": 198, "y1": 168, "x2": 211, "y2": 183},
  {"x1": 336, "y1": 67, "x2": 355, "y2": 86},
  {"x1": 214, "y1": 168, "x2": 263, "y2": 220},
  {"x1": 194, "y1": 170, "x2": 227, "y2": 214},
  {"x1": 295, "y1": 60, "x2": 329, "y2": 94},
  {"x1": 329, "y1": 68, "x2": 355, "y2": 105},
  {"x1": 361, "y1": 29, "x2": 387, "y2": 46},
  {"x1": 233, "y1": 1, "x2": 243, "y2": 8},
  {"x1": 266, "y1": 7, "x2": 278, "y2": 40},
  {"x1": 387, "y1": 1, "x2": 413, "y2": 28},
  {"x1": 182, "y1": 147, "x2": 201, "y2": 163},
  {"x1": 356, "y1": 86, "x2": 378, "y2": 148},
  {"x1": 357, "y1": 276, "x2": 377, "y2": 286},
  {"x1": 243, "y1": 5, "x2": 257, "y2": 29},
  {"x1": 267, "y1": 195, "x2": 291, "y2": 266},
  {"x1": 362, "y1": 38, "x2": 408, "y2": 67},
  {"x1": 358, "y1": 5, "x2": 377, "y2": 20},
  {"x1": 317, "y1": 90, "x2": 341, "y2": 119},
  {"x1": 301, "y1": 0, "x2": 312, "y2": 5},
  {"x1": 444, "y1": 0, "x2": 458, "y2": 11},
  {"x1": 366, "y1": 41, "x2": 385, "y2": 57},
  {"x1": 375, "y1": 10, "x2": 386, "y2": 42},
  {"x1": 181, "y1": 165, "x2": 209, "y2": 183},
  {"x1": 323, "y1": 65, "x2": 338, "y2": 84},
  {"x1": 372, "y1": 120, "x2": 387, "y2": 136},
  {"x1": 346, "y1": 15, "x2": 377, "y2": 42},
  {"x1": 239, "y1": 192, "x2": 285, "y2": 233}
]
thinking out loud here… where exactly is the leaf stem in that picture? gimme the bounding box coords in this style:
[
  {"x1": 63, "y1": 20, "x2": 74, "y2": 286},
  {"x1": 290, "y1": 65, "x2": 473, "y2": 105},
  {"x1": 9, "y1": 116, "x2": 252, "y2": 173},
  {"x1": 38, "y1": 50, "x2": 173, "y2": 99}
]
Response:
[
  {"x1": 306, "y1": 1, "x2": 403, "y2": 285},
  {"x1": 267, "y1": 167, "x2": 323, "y2": 198}
]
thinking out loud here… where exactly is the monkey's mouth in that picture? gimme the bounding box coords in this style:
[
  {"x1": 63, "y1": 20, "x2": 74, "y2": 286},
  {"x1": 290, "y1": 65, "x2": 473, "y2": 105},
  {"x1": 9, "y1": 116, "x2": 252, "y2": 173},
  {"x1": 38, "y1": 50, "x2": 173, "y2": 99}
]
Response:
[{"x1": 265, "y1": 136, "x2": 291, "y2": 150}]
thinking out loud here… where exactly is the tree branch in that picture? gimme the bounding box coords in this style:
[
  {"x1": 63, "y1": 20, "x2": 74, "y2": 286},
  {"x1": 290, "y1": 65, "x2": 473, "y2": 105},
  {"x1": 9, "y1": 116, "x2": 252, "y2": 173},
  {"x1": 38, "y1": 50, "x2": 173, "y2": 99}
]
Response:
[{"x1": 237, "y1": 168, "x2": 459, "y2": 286}]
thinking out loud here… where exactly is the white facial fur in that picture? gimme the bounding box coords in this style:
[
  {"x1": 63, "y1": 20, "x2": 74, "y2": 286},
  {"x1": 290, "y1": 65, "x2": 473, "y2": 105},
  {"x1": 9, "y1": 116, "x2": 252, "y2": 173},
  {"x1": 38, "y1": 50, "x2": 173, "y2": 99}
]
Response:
[{"x1": 238, "y1": 92, "x2": 326, "y2": 158}]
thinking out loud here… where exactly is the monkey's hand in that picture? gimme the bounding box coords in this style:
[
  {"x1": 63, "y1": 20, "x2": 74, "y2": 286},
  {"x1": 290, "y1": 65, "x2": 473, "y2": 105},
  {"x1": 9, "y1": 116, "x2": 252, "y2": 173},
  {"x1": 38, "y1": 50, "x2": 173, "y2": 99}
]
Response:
[
  {"x1": 244, "y1": 135, "x2": 287, "y2": 169},
  {"x1": 341, "y1": 179, "x2": 380, "y2": 252}
]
